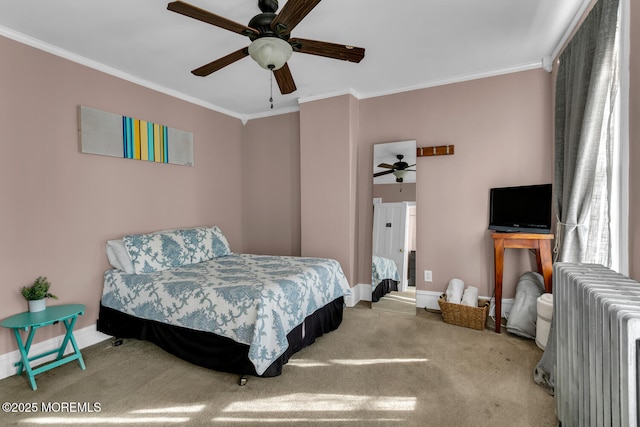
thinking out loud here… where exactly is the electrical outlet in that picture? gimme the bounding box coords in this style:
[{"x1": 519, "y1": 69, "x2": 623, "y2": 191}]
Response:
[{"x1": 424, "y1": 270, "x2": 433, "y2": 282}]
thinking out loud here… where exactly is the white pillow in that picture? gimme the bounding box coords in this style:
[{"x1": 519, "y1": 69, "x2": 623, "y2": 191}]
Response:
[{"x1": 106, "y1": 239, "x2": 135, "y2": 274}]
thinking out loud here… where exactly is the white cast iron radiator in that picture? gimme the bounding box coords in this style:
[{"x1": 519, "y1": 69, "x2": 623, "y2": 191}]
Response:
[{"x1": 555, "y1": 263, "x2": 640, "y2": 427}]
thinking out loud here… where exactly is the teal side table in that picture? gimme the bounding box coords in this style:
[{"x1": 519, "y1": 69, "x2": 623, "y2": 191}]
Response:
[{"x1": 0, "y1": 304, "x2": 86, "y2": 390}]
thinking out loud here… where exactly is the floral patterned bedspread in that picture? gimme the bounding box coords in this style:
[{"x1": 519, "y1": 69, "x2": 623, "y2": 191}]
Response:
[
  {"x1": 101, "y1": 254, "x2": 351, "y2": 375},
  {"x1": 372, "y1": 255, "x2": 400, "y2": 290}
]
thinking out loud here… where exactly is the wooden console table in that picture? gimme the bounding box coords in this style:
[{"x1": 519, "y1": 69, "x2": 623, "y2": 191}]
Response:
[{"x1": 491, "y1": 233, "x2": 553, "y2": 333}]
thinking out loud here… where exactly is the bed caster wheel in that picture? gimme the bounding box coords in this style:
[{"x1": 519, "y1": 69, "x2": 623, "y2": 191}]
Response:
[
  {"x1": 238, "y1": 376, "x2": 247, "y2": 386},
  {"x1": 112, "y1": 338, "x2": 123, "y2": 347}
]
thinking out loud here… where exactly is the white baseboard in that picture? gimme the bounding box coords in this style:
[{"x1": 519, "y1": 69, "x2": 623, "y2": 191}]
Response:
[
  {"x1": 416, "y1": 290, "x2": 442, "y2": 310},
  {"x1": 344, "y1": 283, "x2": 372, "y2": 307},
  {"x1": 0, "y1": 324, "x2": 110, "y2": 381},
  {"x1": 489, "y1": 297, "x2": 515, "y2": 320},
  {"x1": 347, "y1": 287, "x2": 514, "y2": 318},
  {"x1": 415, "y1": 291, "x2": 514, "y2": 319}
]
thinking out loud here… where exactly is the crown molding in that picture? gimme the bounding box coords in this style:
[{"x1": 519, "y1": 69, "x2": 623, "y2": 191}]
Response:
[
  {"x1": 357, "y1": 61, "x2": 543, "y2": 101},
  {"x1": 2, "y1": 25, "x2": 550, "y2": 124},
  {"x1": 0, "y1": 26, "x2": 243, "y2": 121}
]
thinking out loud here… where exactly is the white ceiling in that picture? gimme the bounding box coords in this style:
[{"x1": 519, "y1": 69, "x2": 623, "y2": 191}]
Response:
[{"x1": 0, "y1": 0, "x2": 589, "y2": 121}]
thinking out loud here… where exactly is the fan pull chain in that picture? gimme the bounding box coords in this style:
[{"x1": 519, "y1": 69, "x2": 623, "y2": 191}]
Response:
[{"x1": 269, "y1": 71, "x2": 274, "y2": 109}]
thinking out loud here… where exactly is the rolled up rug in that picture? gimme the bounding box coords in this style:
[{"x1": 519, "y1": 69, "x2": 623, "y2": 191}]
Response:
[
  {"x1": 461, "y1": 285, "x2": 479, "y2": 307},
  {"x1": 445, "y1": 278, "x2": 464, "y2": 304}
]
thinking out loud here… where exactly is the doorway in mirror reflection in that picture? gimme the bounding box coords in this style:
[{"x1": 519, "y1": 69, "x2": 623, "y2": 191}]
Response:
[{"x1": 372, "y1": 140, "x2": 417, "y2": 314}]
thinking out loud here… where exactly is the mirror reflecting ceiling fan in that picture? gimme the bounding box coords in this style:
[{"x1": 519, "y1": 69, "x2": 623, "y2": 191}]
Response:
[
  {"x1": 167, "y1": 0, "x2": 366, "y2": 95},
  {"x1": 374, "y1": 155, "x2": 416, "y2": 182}
]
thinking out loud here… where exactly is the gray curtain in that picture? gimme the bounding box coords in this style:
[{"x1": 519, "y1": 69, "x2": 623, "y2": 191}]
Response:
[
  {"x1": 534, "y1": 0, "x2": 619, "y2": 393},
  {"x1": 553, "y1": 0, "x2": 619, "y2": 265}
]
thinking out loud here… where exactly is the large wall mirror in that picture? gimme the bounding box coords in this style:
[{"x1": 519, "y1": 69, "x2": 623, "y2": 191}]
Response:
[{"x1": 371, "y1": 140, "x2": 417, "y2": 315}]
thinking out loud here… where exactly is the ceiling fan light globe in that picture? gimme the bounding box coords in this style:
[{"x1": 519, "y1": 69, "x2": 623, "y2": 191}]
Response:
[
  {"x1": 392, "y1": 170, "x2": 408, "y2": 179},
  {"x1": 248, "y1": 37, "x2": 292, "y2": 70}
]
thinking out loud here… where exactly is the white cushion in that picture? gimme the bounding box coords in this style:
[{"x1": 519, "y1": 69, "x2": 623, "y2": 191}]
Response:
[{"x1": 106, "y1": 239, "x2": 134, "y2": 273}]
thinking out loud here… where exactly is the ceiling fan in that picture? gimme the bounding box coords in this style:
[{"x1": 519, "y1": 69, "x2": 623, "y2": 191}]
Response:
[
  {"x1": 374, "y1": 155, "x2": 416, "y2": 182},
  {"x1": 167, "y1": 0, "x2": 366, "y2": 95}
]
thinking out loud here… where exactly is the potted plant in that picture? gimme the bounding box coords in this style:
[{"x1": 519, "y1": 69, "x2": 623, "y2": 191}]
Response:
[{"x1": 21, "y1": 276, "x2": 58, "y2": 312}]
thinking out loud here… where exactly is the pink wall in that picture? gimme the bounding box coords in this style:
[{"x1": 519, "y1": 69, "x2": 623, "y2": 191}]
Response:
[
  {"x1": 630, "y1": 0, "x2": 640, "y2": 280},
  {"x1": 358, "y1": 69, "x2": 553, "y2": 298},
  {"x1": 299, "y1": 95, "x2": 359, "y2": 285},
  {"x1": 0, "y1": 36, "x2": 244, "y2": 354},
  {"x1": 373, "y1": 183, "x2": 417, "y2": 203},
  {"x1": 244, "y1": 70, "x2": 554, "y2": 300},
  {"x1": 242, "y1": 113, "x2": 301, "y2": 256}
]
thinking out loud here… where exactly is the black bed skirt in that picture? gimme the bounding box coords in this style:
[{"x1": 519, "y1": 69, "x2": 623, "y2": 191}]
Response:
[
  {"x1": 371, "y1": 279, "x2": 399, "y2": 302},
  {"x1": 97, "y1": 297, "x2": 344, "y2": 378}
]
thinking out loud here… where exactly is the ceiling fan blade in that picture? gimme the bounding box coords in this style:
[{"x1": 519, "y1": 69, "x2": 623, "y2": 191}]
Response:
[
  {"x1": 273, "y1": 63, "x2": 297, "y2": 94},
  {"x1": 271, "y1": 0, "x2": 322, "y2": 35},
  {"x1": 289, "y1": 38, "x2": 365, "y2": 63},
  {"x1": 191, "y1": 48, "x2": 249, "y2": 76},
  {"x1": 167, "y1": 1, "x2": 258, "y2": 37},
  {"x1": 373, "y1": 170, "x2": 395, "y2": 178},
  {"x1": 377, "y1": 163, "x2": 396, "y2": 169}
]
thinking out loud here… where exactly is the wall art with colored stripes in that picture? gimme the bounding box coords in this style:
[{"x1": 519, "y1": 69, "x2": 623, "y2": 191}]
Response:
[{"x1": 78, "y1": 106, "x2": 194, "y2": 166}]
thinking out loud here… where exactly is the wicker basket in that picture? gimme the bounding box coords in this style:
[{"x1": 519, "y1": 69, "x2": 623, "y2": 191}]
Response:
[{"x1": 438, "y1": 294, "x2": 490, "y2": 330}]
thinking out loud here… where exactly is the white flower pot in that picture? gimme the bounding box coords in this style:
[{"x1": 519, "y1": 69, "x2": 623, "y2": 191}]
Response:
[{"x1": 28, "y1": 299, "x2": 46, "y2": 313}]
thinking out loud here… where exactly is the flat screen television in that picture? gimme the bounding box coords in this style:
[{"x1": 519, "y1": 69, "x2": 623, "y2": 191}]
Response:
[{"x1": 488, "y1": 184, "x2": 552, "y2": 233}]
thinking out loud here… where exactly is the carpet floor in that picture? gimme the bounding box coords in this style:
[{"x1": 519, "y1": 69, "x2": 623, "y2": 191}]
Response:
[
  {"x1": 0, "y1": 305, "x2": 557, "y2": 426},
  {"x1": 372, "y1": 287, "x2": 417, "y2": 315}
]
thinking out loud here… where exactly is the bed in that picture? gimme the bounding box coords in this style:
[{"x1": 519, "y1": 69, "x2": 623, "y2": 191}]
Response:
[
  {"x1": 97, "y1": 226, "x2": 351, "y2": 378},
  {"x1": 371, "y1": 255, "x2": 400, "y2": 302}
]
